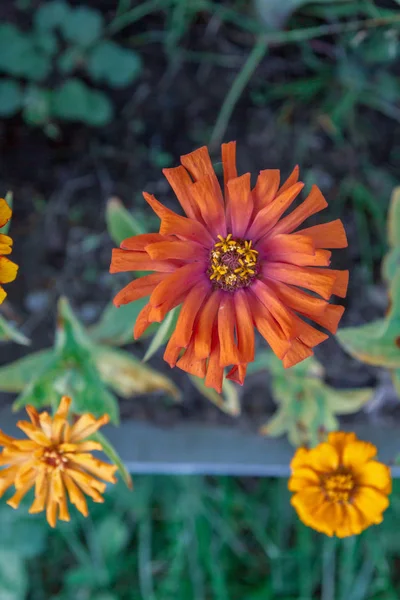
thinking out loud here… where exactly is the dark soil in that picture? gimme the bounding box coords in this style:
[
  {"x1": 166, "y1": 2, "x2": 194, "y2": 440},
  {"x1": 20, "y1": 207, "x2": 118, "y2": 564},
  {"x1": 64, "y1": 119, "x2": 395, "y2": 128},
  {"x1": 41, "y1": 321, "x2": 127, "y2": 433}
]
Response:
[{"x1": 0, "y1": 2, "x2": 399, "y2": 433}]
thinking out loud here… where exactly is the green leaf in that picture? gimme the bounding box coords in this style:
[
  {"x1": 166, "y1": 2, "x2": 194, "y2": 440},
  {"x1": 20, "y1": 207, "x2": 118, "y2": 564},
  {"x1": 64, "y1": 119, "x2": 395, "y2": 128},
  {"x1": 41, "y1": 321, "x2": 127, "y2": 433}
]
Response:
[
  {"x1": 189, "y1": 375, "x2": 240, "y2": 416},
  {"x1": 22, "y1": 85, "x2": 50, "y2": 125},
  {"x1": 143, "y1": 307, "x2": 178, "y2": 362},
  {"x1": 94, "y1": 345, "x2": 181, "y2": 401},
  {"x1": 92, "y1": 430, "x2": 133, "y2": 490},
  {"x1": 88, "y1": 297, "x2": 156, "y2": 346},
  {"x1": 0, "y1": 314, "x2": 30, "y2": 346},
  {"x1": 387, "y1": 186, "x2": 400, "y2": 249},
  {"x1": 87, "y1": 40, "x2": 142, "y2": 87},
  {"x1": 0, "y1": 505, "x2": 48, "y2": 559},
  {"x1": 0, "y1": 80, "x2": 23, "y2": 117},
  {"x1": 96, "y1": 514, "x2": 129, "y2": 558},
  {"x1": 0, "y1": 349, "x2": 52, "y2": 392},
  {"x1": 34, "y1": 0, "x2": 71, "y2": 31},
  {"x1": 51, "y1": 79, "x2": 113, "y2": 126},
  {"x1": 106, "y1": 197, "x2": 145, "y2": 246},
  {"x1": 57, "y1": 47, "x2": 85, "y2": 74},
  {"x1": 61, "y1": 6, "x2": 104, "y2": 47},
  {"x1": 33, "y1": 31, "x2": 58, "y2": 56},
  {"x1": 254, "y1": 0, "x2": 347, "y2": 28}
]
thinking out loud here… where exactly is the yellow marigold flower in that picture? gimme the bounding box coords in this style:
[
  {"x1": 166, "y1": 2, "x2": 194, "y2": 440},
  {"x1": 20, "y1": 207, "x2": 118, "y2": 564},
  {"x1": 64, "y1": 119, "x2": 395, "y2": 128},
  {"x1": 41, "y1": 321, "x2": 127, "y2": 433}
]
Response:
[
  {"x1": 289, "y1": 432, "x2": 392, "y2": 538},
  {"x1": 0, "y1": 397, "x2": 117, "y2": 528},
  {"x1": 0, "y1": 197, "x2": 18, "y2": 304}
]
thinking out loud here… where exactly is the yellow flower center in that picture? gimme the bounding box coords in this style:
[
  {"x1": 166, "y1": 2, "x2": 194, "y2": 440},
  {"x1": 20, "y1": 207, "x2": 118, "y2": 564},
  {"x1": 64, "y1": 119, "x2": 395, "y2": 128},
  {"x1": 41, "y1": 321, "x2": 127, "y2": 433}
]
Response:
[
  {"x1": 42, "y1": 448, "x2": 68, "y2": 469},
  {"x1": 322, "y1": 471, "x2": 355, "y2": 503},
  {"x1": 208, "y1": 234, "x2": 259, "y2": 291}
]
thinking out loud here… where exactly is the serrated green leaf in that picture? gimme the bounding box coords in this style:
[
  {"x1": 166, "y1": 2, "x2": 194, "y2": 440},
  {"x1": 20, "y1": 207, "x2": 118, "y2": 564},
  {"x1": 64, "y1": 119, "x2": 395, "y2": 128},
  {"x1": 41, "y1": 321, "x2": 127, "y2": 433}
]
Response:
[
  {"x1": 94, "y1": 345, "x2": 180, "y2": 401},
  {"x1": 87, "y1": 40, "x2": 142, "y2": 87},
  {"x1": 0, "y1": 80, "x2": 23, "y2": 117},
  {"x1": 0, "y1": 314, "x2": 30, "y2": 346},
  {"x1": 92, "y1": 430, "x2": 133, "y2": 490},
  {"x1": 143, "y1": 307, "x2": 178, "y2": 362},
  {"x1": 61, "y1": 6, "x2": 103, "y2": 47},
  {"x1": 189, "y1": 375, "x2": 240, "y2": 416},
  {"x1": 106, "y1": 197, "x2": 145, "y2": 245}
]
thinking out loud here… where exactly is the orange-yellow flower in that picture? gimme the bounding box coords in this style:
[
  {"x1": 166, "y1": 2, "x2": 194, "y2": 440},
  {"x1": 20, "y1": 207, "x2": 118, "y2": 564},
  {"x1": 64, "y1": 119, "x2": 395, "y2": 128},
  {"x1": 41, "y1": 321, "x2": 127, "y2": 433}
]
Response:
[
  {"x1": 289, "y1": 432, "x2": 392, "y2": 537},
  {"x1": 0, "y1": 197, "x2": 18, "y2": 304},
  {"x1": 110, "y1": 143, "x2": 348, "y2": 392},
  {"x1": 0, "y1": 397, "x2": 117, "y2": 527}
]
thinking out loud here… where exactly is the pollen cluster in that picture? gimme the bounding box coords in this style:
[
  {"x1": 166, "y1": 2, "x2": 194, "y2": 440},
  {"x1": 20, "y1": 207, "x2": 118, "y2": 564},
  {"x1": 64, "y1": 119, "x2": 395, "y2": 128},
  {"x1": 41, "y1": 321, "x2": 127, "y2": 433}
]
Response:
[
  {"x1": 322, "y1": 472, "x2": 355, "y2": 503},
  {"x1": 42, "y1": 448, "x2": 68, "y2": 469},
  {"x1": 209, "y1": 234, "x2": 258, "y2": 291}
]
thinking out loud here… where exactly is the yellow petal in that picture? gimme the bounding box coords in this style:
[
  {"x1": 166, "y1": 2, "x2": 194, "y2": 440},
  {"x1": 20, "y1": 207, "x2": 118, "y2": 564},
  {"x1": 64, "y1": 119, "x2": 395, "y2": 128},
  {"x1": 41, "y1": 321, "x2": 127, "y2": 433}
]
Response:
[
  {"x1": 0, "y1": 286, "x2": 6, "y2": 305},
  {"x1": 290, "y1": 447, "x2": 311, "y2": 470},
  {"x1": 356, "y1": 461, "x2": 392, "y2": 494},
  {"x1": 0, "y1": 466, "x2": 20, "y2": 496},
  {"x1": 62, "y1": 472, "x2": 88, "y2": 517},
  {"x1": 7, "y1": 478, "x2": 35, "y2": 509},
  {"x1": 46, "y1": 477, "x2": 59, "y2": 528},
  {"x1": 335, "y1": 504, "x2": 366, "y2": 538},
  {"x1": 69, "y1": 413, "x2": 109, "y2": 442},
  {"x1": 26, "y1": 406, "x2": 40, "y2": 428},
  {"x1": 354, "y1": 486, "x2": 390, "y2": 522},
  {"x1": 0, "y1": 256, "x2": 18, "y2": 284},
  {"x1": 342, "y1": 441, "x2": 377, "y2": 469},
  {"x1": 67, "y1": 468, "x2": 106, "y2": 501},
  {"x1": 0, "y1": 233, "x2": 13, "y2": 255},
  {"x1": 67, "y1": 453, "x2": 117, "y2": 483},
  {"x1": 16, "y1": 421, "x2": 51, "y2": 446},
  {"x1": 307, "y1": 443, "x2": 339, "y2": 473},
  {"x1": 288, "y1": 467, "x2": 320, "y2": 492},
  {"x1": 29, "y1": 469, "x2": 48, "y2": 514},
  {"x1": 327, "y1": 432, "x2": 357, "y2": 459},
  {"x1": 0, "y1": 199, "x2": 12, "y2": 228}
]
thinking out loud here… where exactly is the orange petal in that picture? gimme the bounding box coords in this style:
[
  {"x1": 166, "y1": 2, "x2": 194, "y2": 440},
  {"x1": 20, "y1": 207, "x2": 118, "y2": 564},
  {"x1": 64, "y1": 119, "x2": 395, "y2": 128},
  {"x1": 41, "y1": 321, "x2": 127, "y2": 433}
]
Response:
[
  {"x1": 174, "y1": 282, "x2": 210, "y2": 348},
  {"x1": 120, "y1": 233, "x2": 173, "y2": 251},
  {"x1": 234, "y1": 290, "x2": 254, "y2": 363},
  {"x1": 62, "y1": 472, "x2": 88, "y2": 517},
  {"x1": 292, "y1": 315, "x2": 328, "y2": 348},
  {"x1": 144, "y1": 192, "x2": 214, "y2": 247},
  {"x1": 176, "y1": 341, "x2": 207, "y2": 378},
  {"x1": 252, "y1": 170, "x2": 280, "y2": 212},
  {"x1": 133, "y1": 303, "x2": 153, "y2": 339},
  {"x1": 0, "y1": 257, "x2": 18, "y2": 284},
  {"x1": 162, "y1": 165, "x2": 200, "y2": 220},
  {"x1": 249, "y1": 295, "x2": 290, "y2": 360},
  {"x1": 113, "y1": 273, "x2": 166, "y2": 307},
  {"x1": 226, "y1": 363, "x2": 247, "y2": 386},
  {"x1": 283, "y1": 339, "x2": 314, "y2": 368},
  {"x1": 221, "y1": 141, "x2": 237, "y2": 189},
  {"x1": 271, "y1": 184, "x2": 328, "y2": 236},
  {"x1": 262, "y1": 233, "x2": 315, "y2": 257},
  {"x1": 194, "y1": 291, "x2": 221, "y2": 359},
  {"x1": 264, "y1": 262, "x2": 336, "y2": 300},
  {"x1": 164, "y1": 329, "x2": 182, "y2": 367},
  {"x1": 297, "y1": 219, "x2": 348, "y2": 249},
  {"x1": 283, "y1": 249, "x2": 331, "y2": 268},
  {"x1": 277, "y1": 165, "x2": 300, "y2": 195},
  {"x1": 251, "y1": 280, "x2": 295, "y2": 339},
  {"x1": 110, "y1": 248, "x2": 177, "y2": 273},
  {"x1": 218, "y1": 294, "x2": 240, "y2": 367},
  {"x1": 0, "y1": 199, "x2": 12, "y2": 228},
  {"x1": 205, "y1": 334, "x2": 224, "y2": 393},
  {"x1": 180, "y1": 146, "x2": 222, "y2": 201},
  {"x1": 149, "y1": 263, "x2": 205, "y2": 308},
  {"x1": 266, "y1": 280, "x2": 328, "y2": 317},
  {"x1": 190, "y1": 175, "x2": 227, "y2": 237},
  {"x1": 310, "y1": 303, "x2": 345, "y2": 334},
  {"x1": 227, "y1": 173, "x2": 253, "y2": 238},
  {"x1": 248, "y1": 182, "x2": 304, "y2": 242},
  {"x1": 145, "y1": 240, "x2": 206, "y2": 262},
  {"x1": 311, "y1": 268, "x2": 349, "y2": 298}
]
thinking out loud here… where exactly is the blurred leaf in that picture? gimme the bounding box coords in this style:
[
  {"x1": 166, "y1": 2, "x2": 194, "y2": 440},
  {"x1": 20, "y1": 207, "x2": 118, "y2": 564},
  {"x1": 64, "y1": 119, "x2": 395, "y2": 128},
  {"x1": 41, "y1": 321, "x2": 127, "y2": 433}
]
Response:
[
  {"x1": 22, "y1": 85, "x2": 51, "y2": 125},
  {"x1": 33, "y1": 30, "x2": 58, "y2": 55},
  {"x1": 0, "y1": 550, "x2": 27, "y2": 600},
  {"x1": 106, "y1": 197, "x2": 145, "y2": 246},
  {"x1": 0, "y1": 80, "x2": 23, "y2": 117},
  {"x1": 34, "y1": 0, "x2": 71, "y2": 30},
  {"x1": 87, "y1": 40, "x2": 142, "y2": 87},
  {"x1": 52, "y1": 79, "x2": 113, "y2": 125},
  {"x1": 58, "y1": 47, "x2": 85, "y2": 74},
  {"x1": 92, "y1": 430, "x2": 133, "y2": 490},
  {"x1": 94, "y1": 345, "x2": 181, "y2": 401},
  {"x1": 257, "y1": 354, "x2": 372, "y2": 447},
  {"x1": 88, "y1": 297, "x2": 155, "y2": 346},
  {"x1": 61, "y1": 6, "x2": 104, "y2": 47},
  {"x1": 189, "y1": 375, "x2": 240, "y2": 416},
  {"x1": 0, "y1": 506, "x2": 48, "y2": 559},
  {"x1": 0, "y1": 349, "x2": 52, "y2": 392},
  {"x1": 0, "y1": 315, "x2": 30, "y2": 346},
  {"x1": 143, "y1": 307, "x2": 178, "y2": 362},
  {"x1": 96, "y1": 514, "x2": 129, "y2": 558},
  {"x1": 254, "y1": 0, "x2": 348, "y2": 28}
]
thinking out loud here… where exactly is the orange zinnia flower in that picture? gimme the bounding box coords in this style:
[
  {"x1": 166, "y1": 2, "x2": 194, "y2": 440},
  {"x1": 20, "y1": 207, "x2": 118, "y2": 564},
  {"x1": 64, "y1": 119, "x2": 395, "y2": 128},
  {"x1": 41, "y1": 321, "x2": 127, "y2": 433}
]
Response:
[
  {"x1": 0, "y1": 397, "x2": 117, "y2": 527},
  {"x1": 110, "y1": 143, "x2": 348, "y2": 392},
  {"x1": 0, "y1": 197, "x2": 18, "y2": 304},
  {"x1": 289, "y1": 432, "x2": 392, "y2": 537}
]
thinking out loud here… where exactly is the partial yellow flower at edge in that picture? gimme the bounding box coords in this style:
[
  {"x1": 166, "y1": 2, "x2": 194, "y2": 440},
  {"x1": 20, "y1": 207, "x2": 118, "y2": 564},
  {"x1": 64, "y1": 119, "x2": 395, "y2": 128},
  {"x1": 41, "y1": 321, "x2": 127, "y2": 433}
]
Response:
[
  {"x1": 0, "y1": 396, "x2": 117, "y2": 528},
  {"x1": 289, "y1": 432, "x2": 392, "y2": 538},
  {"x1": 0, "y1": 197, "x2": 18, "y2": 304}
]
